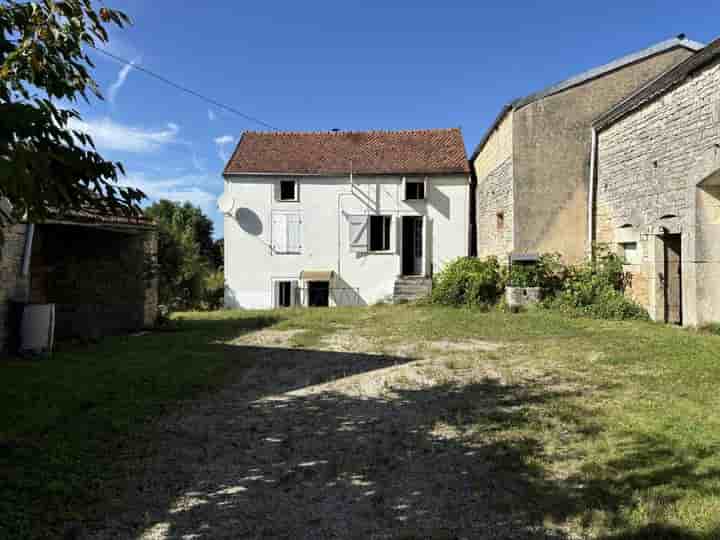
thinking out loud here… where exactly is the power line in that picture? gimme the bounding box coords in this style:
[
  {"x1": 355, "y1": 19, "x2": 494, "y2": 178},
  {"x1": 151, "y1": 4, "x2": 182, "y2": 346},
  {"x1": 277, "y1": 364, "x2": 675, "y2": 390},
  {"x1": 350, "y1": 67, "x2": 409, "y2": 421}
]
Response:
[{"x1": 91, "y1": 45, "x2": 280, "y2": 131}]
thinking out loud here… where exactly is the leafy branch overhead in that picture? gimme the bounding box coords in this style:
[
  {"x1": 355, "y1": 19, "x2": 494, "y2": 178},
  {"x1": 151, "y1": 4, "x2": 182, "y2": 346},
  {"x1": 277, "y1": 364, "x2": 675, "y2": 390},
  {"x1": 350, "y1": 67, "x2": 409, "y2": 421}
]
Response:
[{"x1": 0, "y1": 0, "x2": 144, "y2": 221}]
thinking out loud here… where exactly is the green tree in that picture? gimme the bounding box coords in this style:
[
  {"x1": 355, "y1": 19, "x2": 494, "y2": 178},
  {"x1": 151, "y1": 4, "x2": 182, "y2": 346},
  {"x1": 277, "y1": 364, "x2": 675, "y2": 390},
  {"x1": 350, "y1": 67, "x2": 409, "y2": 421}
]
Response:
[
  {"x1": 145, "y1": 200, "x2": 221, "y2": 310},
  {"x1": 146, "y1": 199, "x2": 215, "y2": 261},
  {"x1": 0, "y1": 0, "x2": 144, "y2": 221}
]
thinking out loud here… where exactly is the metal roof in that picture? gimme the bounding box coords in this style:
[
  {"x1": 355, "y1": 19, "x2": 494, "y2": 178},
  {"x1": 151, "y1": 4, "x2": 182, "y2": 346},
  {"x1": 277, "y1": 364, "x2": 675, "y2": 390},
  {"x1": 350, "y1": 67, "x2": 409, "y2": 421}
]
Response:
[{"x1": 471, "y1": 36, "x2": 704, "y2": 160}]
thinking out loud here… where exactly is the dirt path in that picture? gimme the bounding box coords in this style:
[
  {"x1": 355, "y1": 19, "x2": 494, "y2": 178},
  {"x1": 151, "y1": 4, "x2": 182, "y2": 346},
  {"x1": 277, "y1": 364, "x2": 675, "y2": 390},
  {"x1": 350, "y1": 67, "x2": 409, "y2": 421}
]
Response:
[{"x1": 90, "y1": 328, "x2": 573, "y2": 539}]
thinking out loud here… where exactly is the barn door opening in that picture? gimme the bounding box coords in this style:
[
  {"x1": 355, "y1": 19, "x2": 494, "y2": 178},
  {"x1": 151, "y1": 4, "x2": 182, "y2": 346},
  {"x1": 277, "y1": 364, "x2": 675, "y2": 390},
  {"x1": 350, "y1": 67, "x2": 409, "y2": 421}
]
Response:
[
  {"x1": 662, "y1": 234, "x2": 682, "y2": 325},
  {"x1": 402, "y1": 216, "x2": 423, "y2": 276}
]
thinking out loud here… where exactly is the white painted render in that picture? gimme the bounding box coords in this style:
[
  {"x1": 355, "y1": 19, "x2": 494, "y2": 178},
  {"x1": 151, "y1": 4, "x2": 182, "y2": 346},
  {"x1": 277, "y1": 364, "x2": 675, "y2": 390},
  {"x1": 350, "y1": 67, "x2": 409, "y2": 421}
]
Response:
[{"x1": 223, "y1": 174, "x2": 469, "y2": 309}]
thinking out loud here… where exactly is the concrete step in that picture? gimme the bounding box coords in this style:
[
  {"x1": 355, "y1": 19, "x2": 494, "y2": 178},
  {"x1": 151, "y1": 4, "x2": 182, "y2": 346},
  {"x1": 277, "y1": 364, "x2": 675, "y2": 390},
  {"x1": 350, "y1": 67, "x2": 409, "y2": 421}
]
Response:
[{"x1": 393, "y1": 277, "x2": 432, "y2": 303}]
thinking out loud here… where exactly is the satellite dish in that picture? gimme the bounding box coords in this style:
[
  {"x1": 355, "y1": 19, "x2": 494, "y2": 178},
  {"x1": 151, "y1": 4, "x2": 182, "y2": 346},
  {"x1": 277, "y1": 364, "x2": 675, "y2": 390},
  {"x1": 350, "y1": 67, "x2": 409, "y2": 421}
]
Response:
[{"x1": 217, "y1": 193, "x2": 237, "y2": 216}]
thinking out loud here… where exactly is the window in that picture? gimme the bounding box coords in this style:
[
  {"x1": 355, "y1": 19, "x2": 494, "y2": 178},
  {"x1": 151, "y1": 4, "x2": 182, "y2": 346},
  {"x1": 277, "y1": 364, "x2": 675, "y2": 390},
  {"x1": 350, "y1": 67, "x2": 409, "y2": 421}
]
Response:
[
  {"x1": 272, "y1": 212, "x2": 302, "y2": 253},
  {"x1": 619, "y1": 242, "x2": 641, "y2": 265},
  {"x1": 496, "y1": 211, "x2": 505, "y2": 231},
  {"x1": 279, "y1": 180, "x2": 297, "y2": 201},
  {"x1": 369, "y1": 215, "x2": 391, "y2": 251},
  {"x1": 277, "y1": 281, "x2": 292, "y2": 307},
  {"x1": 274, "y1": 280, "x2": 298, "y2": 307},
  {"x1": 405, "y1": 180, "x2": 425, "y2": 200}
]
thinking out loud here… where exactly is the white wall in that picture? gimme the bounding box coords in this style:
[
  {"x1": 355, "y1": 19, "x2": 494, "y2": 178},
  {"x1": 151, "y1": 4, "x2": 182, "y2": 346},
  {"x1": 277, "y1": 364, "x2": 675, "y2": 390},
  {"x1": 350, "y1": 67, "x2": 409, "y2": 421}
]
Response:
[{"x1": 223, "y1": 174, "x2": 468, "y2": 309}]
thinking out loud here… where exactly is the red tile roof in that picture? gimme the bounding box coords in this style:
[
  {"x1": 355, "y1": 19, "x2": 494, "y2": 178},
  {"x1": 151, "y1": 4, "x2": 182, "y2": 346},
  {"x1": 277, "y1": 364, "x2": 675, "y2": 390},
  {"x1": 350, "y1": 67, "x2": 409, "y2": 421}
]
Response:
[{"x1": 224, "y1": 128, "x2": 470, "y2": 176}]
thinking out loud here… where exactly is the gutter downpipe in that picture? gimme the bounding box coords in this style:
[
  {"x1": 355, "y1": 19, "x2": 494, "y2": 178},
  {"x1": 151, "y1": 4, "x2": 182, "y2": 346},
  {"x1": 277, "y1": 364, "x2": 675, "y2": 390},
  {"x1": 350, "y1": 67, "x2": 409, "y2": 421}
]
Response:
[
  {"x1": 587, "y1": 127, "x2": 598, "y2": 261},
  {"x1": 337, "y1": 165, "x2": 355, "y2": 277},
  {"x1": 468, "y1": 165, "x2": 478, "y2": 257},
  {"x1": 21, "y1": 223, "x2": 35, "y2": 277}
]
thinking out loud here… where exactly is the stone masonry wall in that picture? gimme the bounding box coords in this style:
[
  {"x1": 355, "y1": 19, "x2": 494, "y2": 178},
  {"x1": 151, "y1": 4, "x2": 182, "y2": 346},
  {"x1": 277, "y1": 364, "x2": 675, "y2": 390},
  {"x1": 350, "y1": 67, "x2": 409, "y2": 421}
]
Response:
[
  {"x1": 0, "y1": 224, "x2": 30, "y2": 352},
  {"x1": 474, "y1": 112, "x2": 514, "y2": 259},
  {"x1": 596, "y1": 57, "x2": 720, "y2": 325},
  {"x1": 476, "y1": 157, "x2": 514, "y2": 259}
]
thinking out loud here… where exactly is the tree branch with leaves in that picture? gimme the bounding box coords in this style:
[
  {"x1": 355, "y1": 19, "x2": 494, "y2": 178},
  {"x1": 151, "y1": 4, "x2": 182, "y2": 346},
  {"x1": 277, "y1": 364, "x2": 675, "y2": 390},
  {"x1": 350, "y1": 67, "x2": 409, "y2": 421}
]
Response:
[{"x1": 0, "y1": 0, "x2": 144, "y2": 222}]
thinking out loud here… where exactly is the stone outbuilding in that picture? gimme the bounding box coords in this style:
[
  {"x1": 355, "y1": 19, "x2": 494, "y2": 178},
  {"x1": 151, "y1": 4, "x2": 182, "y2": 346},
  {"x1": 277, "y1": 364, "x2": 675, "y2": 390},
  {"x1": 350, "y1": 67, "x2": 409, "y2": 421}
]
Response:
[
  {"x1": 0, "y1": 203, "x2": 158, "y2": 352},
  {"x1": 592, "y1": 37, "x2": 720, "y2": 327},
  {"x1": 471, "y1": 36, "x2": 702, "y2": 263}
]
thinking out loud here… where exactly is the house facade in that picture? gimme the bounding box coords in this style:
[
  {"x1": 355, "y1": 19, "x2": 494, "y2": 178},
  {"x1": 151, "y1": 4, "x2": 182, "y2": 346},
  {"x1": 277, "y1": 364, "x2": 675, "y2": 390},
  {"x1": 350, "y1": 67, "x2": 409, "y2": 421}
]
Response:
[
  {"x1": 221, "y1": 129, "x2": 470, "y2": 309},
  {"x1": 592, "y1": 37, "x2": 720, "y2": 327},
  {"x1": 472, "y1": 36, "x2": 702, "y2": 263}
]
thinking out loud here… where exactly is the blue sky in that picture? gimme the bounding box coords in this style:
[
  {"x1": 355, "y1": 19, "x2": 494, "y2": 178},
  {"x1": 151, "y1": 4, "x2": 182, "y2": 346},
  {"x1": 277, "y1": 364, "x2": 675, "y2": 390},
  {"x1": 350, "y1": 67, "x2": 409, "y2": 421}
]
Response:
[{"x1": 76, "y1": 0, "x2": 718, "y2": 238}]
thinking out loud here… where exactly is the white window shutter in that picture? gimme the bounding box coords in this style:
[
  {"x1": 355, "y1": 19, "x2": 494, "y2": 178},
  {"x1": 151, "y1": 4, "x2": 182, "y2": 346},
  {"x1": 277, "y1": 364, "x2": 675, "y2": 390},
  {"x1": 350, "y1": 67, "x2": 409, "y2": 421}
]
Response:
[
  {"x1": 348, "y1": 215, "x2": 369, "y2": 252},
  {"x1": 272, "y1": 213, "x2": 288, "y2": 253},
  {"x1": 273, "y1": 281, "x2": 280, "y2": 307},
  {"x1": 286, "y1": 213, "x2": 302, "y2": 253}
]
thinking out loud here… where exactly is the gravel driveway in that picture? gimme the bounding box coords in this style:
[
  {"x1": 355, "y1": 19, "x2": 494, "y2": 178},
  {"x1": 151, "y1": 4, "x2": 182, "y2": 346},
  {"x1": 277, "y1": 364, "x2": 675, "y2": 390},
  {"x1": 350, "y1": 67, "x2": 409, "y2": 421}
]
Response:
[{"x1": 90, "y1": 329, "x2": 574, "y2": 539}]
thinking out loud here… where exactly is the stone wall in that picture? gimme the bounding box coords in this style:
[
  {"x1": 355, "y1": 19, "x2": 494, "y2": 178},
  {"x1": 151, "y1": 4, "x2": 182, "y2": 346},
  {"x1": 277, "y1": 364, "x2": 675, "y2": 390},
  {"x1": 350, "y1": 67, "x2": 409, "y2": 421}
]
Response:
[
  {"x1": 476, "y1": 157, "x2": 514, "y2": 259},
  {"x1": 474, "y1": 112, "x2": 514, "y2": 259},
  {"x1": 0, "y1": 224, "x2": 30, "y2": 352},
  {"x1": 513, "y1": 47, "x2": 694, "y2": 263},
  {"x1": 596, "y1": 57, "x2": 720, "y2": 326}
]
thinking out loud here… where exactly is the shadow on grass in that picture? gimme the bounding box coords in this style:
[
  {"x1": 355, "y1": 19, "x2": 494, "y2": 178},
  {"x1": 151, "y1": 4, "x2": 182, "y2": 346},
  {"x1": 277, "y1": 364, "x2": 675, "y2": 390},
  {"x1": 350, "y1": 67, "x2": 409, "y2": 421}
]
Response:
[{"x1": 85, "y1": 339, "x2": 720, "y2": 539}]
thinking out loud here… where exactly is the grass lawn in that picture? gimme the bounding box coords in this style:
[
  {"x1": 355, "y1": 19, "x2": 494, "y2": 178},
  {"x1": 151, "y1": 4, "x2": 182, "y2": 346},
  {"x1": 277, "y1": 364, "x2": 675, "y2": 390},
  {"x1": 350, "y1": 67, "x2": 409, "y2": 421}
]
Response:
[{"x1": 2, "y1": 305, "x2": 720, "y2": 538}]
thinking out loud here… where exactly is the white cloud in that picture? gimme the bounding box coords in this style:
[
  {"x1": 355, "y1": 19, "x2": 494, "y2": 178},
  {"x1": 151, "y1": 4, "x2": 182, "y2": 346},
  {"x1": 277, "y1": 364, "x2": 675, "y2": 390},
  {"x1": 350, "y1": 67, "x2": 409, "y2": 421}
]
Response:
[
  {"x1": 108, "y1": 57, "x2": 141, "y2": 104},
  {"x1": 214, "y1": 134, "x2": 235, "y2": 162},
  {"x1": 208, "y1": 109, "x2": 216, "y2": 121},
  {"x1": 69, "y1": 117, "x2": 180, "y2": 153},
  {"x1": 122, "y1": 172, "x2": 219, "y2": 216}
]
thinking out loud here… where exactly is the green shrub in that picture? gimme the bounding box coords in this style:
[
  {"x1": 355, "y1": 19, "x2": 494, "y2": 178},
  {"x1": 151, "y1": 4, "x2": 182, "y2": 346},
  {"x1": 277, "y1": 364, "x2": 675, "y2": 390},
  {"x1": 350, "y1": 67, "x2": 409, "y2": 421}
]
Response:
[
  {"x1": 431, "y1": 257, "x2": 503, "y2": 307},
  {"x1": 506, "y1": 253, "x2": 564, "y2": 291},
  {"x1": 200, "y1": 269, "x2": 226, "y2": 311},
  {"x1": 542, "y1": 247, "x2": 648, "y2": 321}
]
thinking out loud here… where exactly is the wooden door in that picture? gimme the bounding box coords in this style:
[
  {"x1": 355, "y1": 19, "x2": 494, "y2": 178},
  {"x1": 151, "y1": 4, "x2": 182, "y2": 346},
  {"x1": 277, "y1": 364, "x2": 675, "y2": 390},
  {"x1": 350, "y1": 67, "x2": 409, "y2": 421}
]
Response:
[{"x1": 663, "y1": 234, "x2": 682, "y2": 325}]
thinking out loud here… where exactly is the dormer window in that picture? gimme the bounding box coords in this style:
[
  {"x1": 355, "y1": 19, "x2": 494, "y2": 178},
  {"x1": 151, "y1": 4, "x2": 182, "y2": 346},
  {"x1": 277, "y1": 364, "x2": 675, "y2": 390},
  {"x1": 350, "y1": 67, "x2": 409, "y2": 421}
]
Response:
[
  {"x1": 279, "y1": 180, "x2": 298, "y2": 202},
  {"x1": 404, "y1": 179, "x2": 426, "y2": 200}
]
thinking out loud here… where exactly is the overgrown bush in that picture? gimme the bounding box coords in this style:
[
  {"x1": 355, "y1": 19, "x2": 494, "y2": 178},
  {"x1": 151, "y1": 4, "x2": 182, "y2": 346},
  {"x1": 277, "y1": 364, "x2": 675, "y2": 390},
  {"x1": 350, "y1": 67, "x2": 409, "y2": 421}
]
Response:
[
  {"x1": 542, "y1": 248, "x2": 648, "y2": 320},
  {"x1": 431, "y1": 257, "x2": 503, "y2": 306},
  {"x1": 506, "y1": 253, "x2": 564, "y2": 291}
]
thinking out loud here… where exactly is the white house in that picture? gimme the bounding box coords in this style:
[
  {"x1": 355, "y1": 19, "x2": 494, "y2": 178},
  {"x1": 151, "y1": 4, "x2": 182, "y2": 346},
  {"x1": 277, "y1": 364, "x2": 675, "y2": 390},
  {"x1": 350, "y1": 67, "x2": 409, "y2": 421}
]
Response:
[{"x1": 221, "y1": 128, "x2": 471, "y2": 308}]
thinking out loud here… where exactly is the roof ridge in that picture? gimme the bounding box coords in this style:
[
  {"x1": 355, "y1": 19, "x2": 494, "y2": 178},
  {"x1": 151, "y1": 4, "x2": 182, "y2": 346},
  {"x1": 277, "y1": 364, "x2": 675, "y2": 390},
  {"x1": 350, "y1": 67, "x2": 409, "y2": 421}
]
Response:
[
  {"x1": 241, "y1": 127, "x2": 463, "y2": 136},
  {"x1": 513, "y1": 35, "x2": 704, "y2": 110}
]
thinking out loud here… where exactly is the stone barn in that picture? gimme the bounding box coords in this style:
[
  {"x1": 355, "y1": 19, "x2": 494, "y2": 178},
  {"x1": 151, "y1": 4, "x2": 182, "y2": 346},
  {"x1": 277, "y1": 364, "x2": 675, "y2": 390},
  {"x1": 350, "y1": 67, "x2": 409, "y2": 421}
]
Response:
[
  {"x1": 471, "y1": 36, "x2": 702, "y2": 263},
  {"x1": 0, "y1": 205, "x2": 158, "y2": 352},
  {"x1": 592, "y1": 37, "x2": 720, "y2": 327}
]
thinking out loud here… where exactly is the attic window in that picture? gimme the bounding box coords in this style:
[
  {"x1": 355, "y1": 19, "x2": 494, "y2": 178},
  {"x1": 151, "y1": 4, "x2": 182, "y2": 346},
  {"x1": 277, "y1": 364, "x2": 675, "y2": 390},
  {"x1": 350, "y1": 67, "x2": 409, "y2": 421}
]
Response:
[
  {"x1": 279, "y1": 180, "x2": 297, "y2": 201},
  {"x1": 496, "y1": 211, "x2": 505, "y2": 231},
  {"x1": 405, "y1": 180, "x2": 425, "y2": 200}
]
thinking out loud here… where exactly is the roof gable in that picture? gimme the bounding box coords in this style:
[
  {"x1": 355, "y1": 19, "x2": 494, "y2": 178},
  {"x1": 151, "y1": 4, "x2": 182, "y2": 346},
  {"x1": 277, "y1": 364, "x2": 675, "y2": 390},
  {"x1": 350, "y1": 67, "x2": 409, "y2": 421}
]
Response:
[
  {"x1": 224, "y1": 128, "x2": 470, "y2": 176},
  {"x1": 595, "y1": 36, "x2": 720, "y2": 130},
  {"x1": 471, "y1": 36, "x2": 704, "y2": 160}
]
